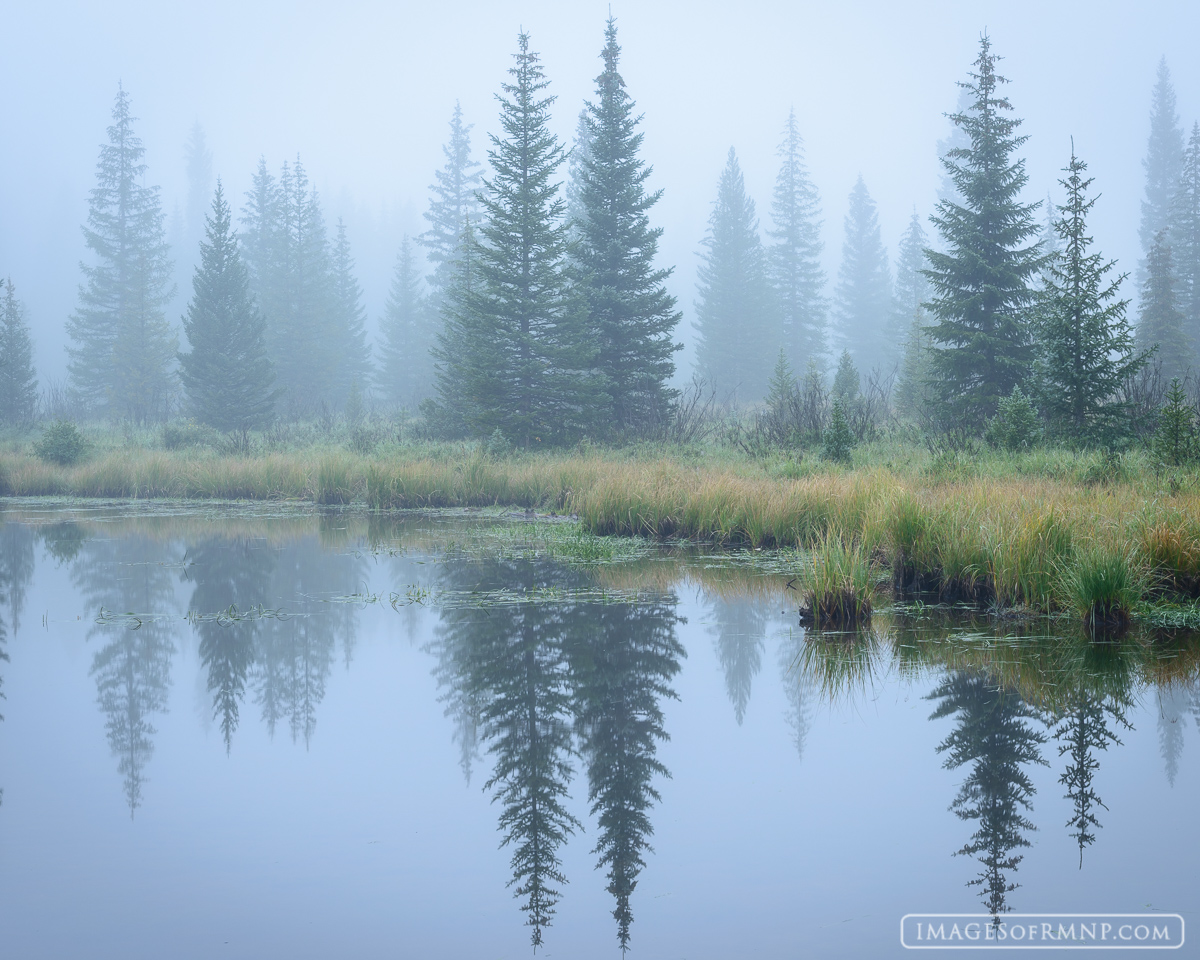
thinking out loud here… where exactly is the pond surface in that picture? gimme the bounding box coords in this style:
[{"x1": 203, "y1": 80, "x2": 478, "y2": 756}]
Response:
[{"x1": 0, "y1": 504, "x2": 1196, "y2": 958}]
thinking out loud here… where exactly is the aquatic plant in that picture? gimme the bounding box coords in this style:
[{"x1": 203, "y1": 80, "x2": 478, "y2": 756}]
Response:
[{"x1": 797, "y1": 534, "x2": 875, "y2": 628}]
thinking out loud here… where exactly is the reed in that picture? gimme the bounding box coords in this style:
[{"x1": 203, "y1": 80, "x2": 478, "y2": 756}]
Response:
[
  {"x1": 797, "y1": 534, "x2": 876, "y2": 628},
  {"x1": 1059, "y1": 546, "x2": 1142, "y2": 634}
]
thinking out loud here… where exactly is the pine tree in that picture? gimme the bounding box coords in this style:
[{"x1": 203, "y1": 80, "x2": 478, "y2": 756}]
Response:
[
  {"x1": 1170, "y1": 124, "x2": 1200, "y2": 357},
  {"x1": 1136, "y1": 230, "x2": 1191, "y2": 381},
  {"x1": 695, "y1": 148, "x2": 775, "y2": 402},
  {"x1": 451, "y1": 32, "x2": 602, "y2": 446},
  {"x1": 377, "y1": 235, "x2": 429, "y2": 407},
  {"x1": 422, "y1": 102, "x2": 483, "y2": 302},
  {"x1": 0, "y1": 280, "x2": 37, "y2": 425},
  {"x1": 924, "y1": 36, "x2": 1044, "y2": 431},
  {"x1": 1035, "y1": 147, "x2": 1147, "y2": 444},
  {"x1": 936, "y1": 86, "x2": 974, "y2": 209},
  {"x1": 178, "y1": 182, "x2": 276, "y2": 432},
  {"x1": 242, "y1": 157, "x2": 337, "y2": 409},
  {"x1": 1140, "y1": 59, "x2": 1185, "y2": 276},
  {"x1": 184, "y1": 123, "x2": 213, "y2": 253},
  {"x1": 575, "y1": 15, "x2": 682, "y2": 431},
  {"x1": 67, "y1": 85, "x2": 177, "y2": 422},
  {"x1": 565, "y1": 108, "x2": 593, "y2": 246},
  {"x1": 329, "y1": 220, "x2": 372, "y2": 405},
  {"x1": 831, "y1": 348, "x2": 860, "y2": 402},
  {"x1": 894, "y1": 212, "x2": 934, "y2": 417},
  {"x1": 1153, "y1": 377, "x2": 1196, "y2": 466},
  {"x1": 428, "y1": 218, "x2": 480, "y2": 435},
  {"x1": 768, "y1": 109, "x2": 826, "y2": 371},
  {"x1": 834, "y1": 176, "x2": 893, "y2": 373}
]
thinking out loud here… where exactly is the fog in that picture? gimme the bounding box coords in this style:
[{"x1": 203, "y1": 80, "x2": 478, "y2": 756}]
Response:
[{"x1": 2, "y1": 0, "x2": 1197, "y2": 384}]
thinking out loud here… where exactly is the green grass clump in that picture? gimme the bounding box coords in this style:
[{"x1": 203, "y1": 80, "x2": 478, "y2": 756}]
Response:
[
  {"x1": 1060, "y1": 546, "x2": 1142, "y2": 635},
  {"x1": 798, "y1": 534, "x2": 875, "y2": 628}
]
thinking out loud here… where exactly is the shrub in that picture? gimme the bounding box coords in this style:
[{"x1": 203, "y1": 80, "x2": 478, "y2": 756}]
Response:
[
  {"x1": 984, "y1": 386, "x2": 1041, "y2": 451},
  {"x1": 34, "y1": 419, "x2": 89, "y2": 466},
  {"x1": 162, "y1": 421, "x2": 221, "y2": 451}
]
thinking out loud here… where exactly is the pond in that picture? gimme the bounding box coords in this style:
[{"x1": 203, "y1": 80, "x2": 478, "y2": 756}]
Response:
[{"x1": 0, "y1": 504, "x2": 1195, "y2": 958}]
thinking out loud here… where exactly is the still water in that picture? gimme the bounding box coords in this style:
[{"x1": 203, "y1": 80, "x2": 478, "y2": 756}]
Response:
[{"x1": 0, "y1": 504, "x2": 1195, "y2": 958}]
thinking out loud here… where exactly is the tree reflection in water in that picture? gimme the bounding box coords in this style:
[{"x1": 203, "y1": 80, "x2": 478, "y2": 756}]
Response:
[
  {"x1": 72, "y1": 536, "x2": 180, "y2": 816},
  {"x1": 433, "y1": 554, "x2": 683, "y2": 951},
  {"x1": 928, "y1": 670, "x2": 1047, "y2": 918},
  {"x1": 0, "y1": 522, "x2": 36, "y2": 807}
]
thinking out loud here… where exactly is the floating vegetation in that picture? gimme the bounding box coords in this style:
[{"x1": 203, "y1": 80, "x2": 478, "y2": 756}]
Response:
[{"x1": 186, "y1": 603, "x2": 290, "y2": 625}]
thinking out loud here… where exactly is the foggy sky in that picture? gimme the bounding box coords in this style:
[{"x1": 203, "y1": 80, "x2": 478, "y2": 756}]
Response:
[{"x1": 2, "y1": 0, "x2": 1198, "y2": 384}]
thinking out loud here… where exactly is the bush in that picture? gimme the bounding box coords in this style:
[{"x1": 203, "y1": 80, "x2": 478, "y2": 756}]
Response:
[
  {"x1": 984, "y1": 386, "x2": 1041, "y2": 451},
  {"x1": 34, "y1": 419, "x2": 89, "y2": 466},
  {"x1": 162, "y1": 421, "x2": 221, "y2": 450}
]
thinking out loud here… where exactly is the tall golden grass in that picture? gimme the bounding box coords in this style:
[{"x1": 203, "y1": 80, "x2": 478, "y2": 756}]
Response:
[{"x1": 2, "y1": 446, "x2": 1199, "y2": 618}]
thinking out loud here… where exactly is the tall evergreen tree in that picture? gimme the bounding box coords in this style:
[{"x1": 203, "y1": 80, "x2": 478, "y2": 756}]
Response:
[
  {"x1": 1136, "y1": 230, "x2": 1191, "y2": 380},
  {"x1": 428, "y1": 218, "x2": 481, "y2": 435},
  {"x1": 936, "y1": 86, "x2": 974, "y2": 209},
  {"x1": 241, "y1": 157, "x2": 337, "y2": 409},
  {"x1": 0, "y1": 280, "x2": 37, "y2": 425},
  {"x1": 184, "y1": 123, "x2": 213, "y2": 252},
  {"x1": 422, "y1": 102, "x2": 483, "y2": 302},
  {"x1": 329, "y1": 219, "x2": 372, "y2": 404},
  {"x1": 1035, "y1": 147, "x2": 1147, "y2": 444},
  {"x1": 178, "y1": 182, "x2": 276, "y2": 432},
  {"x1": 565, "y1": 107, "x2": 593, "y2": 246},
  {"x1": 67, "y1": 85, "x2": 177, "y2": 422},
  {"x1": 1170, "y1": 124, "x2": 1200, "y2": 357},
  {"x1": 1140, "y1": 59, "x2": 1186, "y2": 276},
  {"x1": 894, "y1": 212, "x2": 934, "y2": 417},
  {"x1": 450, "y1": 32, "x2": 602, "y2": 446},
  {"x1": 834, "y1": 176, "x2": 893, "y2": 373},
  {"x1": 377, "y1": 235, "x2": 430, "y2": 407},
  {"x1": 695, "y1": 148, "x2": 775, "y2": 402},
  {"x1": 575, "y1": 16, "x2": 682, "y2": 430},
  {"x1": 924, "y1": 36, "x2": 1044, "y2": 431},
  {"x1": 768, "y1": 108, "x2": 827, "y2": 373}
]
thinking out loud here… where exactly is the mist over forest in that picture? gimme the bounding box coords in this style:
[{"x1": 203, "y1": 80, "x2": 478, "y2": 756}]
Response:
[{"x1": 1, "y1": 0, "x2": 1198, "y2": 444}]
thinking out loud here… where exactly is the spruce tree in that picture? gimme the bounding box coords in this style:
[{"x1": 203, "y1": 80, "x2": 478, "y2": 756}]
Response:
[
  {"x1": 178, "y1": 182, "x2": 275, "y2": 432},
  {"x1": 329, "y1": 219, "x2": 372, "y2": 404},
  {"x1": 67, "y1": 85, "x2": 177, "y2": 422},
  {"x1": 452, "y1": 32, "x2": 601, "y2": 446},
  {"x1": 575, "y1": 16, "x2": 682, "y2": 431},
  {"x1": 1140, "y1": 59, "x2": 1185, "y2": 275},
  {"x1": 924, "y1": 36, "x2": 1044, "y2": 431},
  {"x1": 768, "y1": 109, "x2": 826, "y2": 372},
  {"x1": 0, "y1": 280, "x2": 37, "y2": 425},
  {"x1": 695, "y1": 148, "x2": 775, "y2": 402},
  {"x1": 1035, "y1": 147, "x2": 1146, "y2": 444},
  {"x1": 1153, "y1": 377, "x2": 1197, "y2": 466},
  {"x1": 565, "y1": 108, "x2": 593, "y2": 246},
  {"x1": 1136, "y1": 230, "x2": 1191, "y2": 381},
  {"x1": 1170, "y1": 123, "x2": 1200, "y2": 356},
  {"x1": 377, "y1": 235, "x2": 429, "y2": 407},
  {"x1": 241, "y1": 157, "x2": 339, "y2": 409},
  {"x1": 422, "y1": 102, "x2": 483, "y2": 302},
  {"x1": 428, "y1": 218, "x2": 481, "y2": 435},
  {"x1": 834, "y1": 175, "x2": 893, "y2": 373},
  {"x1": 894, "y1": 211, "x2": 934, "y2": 417},
  {"x1": 832, "y1": 349, "x2": 861, "y2": 402}
]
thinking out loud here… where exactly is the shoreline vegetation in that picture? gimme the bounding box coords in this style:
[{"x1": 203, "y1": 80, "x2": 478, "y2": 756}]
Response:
[{"x1": 4, "y1": 432, "x2": 1200, "y2": 627}]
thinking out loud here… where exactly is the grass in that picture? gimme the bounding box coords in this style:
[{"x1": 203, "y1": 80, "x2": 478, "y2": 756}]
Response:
[
  {"x1": 797, "y1": 534, "x2": 876, "y2": 628},
  {"x1": 3, "y1": 429, "x2": 1200, "y2": 620}
]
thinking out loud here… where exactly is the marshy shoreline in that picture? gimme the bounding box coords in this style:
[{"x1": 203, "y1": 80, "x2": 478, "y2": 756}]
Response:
[{"x1": 4, "y1": 436, "x2": 1200, "y2": 629}]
